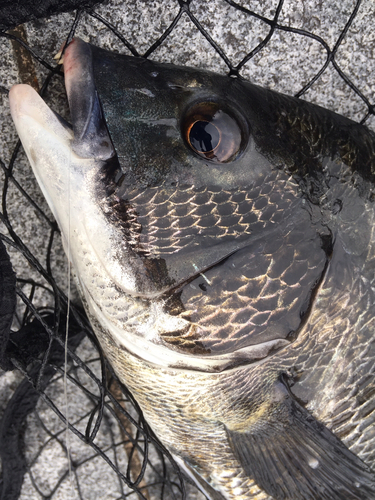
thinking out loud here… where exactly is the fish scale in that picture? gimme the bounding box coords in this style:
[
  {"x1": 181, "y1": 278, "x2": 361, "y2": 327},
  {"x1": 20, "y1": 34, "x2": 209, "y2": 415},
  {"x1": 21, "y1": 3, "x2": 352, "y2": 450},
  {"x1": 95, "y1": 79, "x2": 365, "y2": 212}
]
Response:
[
  {"x1": 270, "y1": 198, "x2": 375, "y2": 467},
  {"x1": 87, "y1": 308, "x2": 271, "y2": 500},
  {"x1": 119, "y1": 171, "x2": 298, "y2": 257},
  {"x1": 166, "y1": 221, "x2": 327, "y2": 353}
]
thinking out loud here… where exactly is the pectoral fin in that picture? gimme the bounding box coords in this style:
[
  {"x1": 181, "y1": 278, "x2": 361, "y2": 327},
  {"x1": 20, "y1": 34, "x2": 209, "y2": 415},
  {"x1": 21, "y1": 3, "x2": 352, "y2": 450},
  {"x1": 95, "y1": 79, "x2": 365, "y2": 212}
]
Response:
[
  {"x1": 226, "y1": 379, "x2": 375, "y2": 500},
  {"x1": 173, "y1": 455, "x2": 226, "y2": 500}
]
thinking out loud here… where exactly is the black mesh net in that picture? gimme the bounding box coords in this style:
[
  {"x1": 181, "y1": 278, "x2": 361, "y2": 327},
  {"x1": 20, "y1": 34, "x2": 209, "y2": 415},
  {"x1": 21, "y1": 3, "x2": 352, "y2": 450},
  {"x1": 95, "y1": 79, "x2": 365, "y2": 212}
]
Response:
[{"x1": 0, "y1": 1, "x2": 374, "y2": 499}]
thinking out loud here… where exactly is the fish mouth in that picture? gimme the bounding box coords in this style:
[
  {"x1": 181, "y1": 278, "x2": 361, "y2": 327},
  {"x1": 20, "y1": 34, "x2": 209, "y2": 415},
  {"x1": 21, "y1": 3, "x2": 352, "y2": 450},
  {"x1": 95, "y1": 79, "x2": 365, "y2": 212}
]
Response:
[
  {"x1": 63, "y1": 37, "x2": 114, "y2": 160},
  {"x1": 9, "y1": 38, "x2": 114, "y2": 162}
]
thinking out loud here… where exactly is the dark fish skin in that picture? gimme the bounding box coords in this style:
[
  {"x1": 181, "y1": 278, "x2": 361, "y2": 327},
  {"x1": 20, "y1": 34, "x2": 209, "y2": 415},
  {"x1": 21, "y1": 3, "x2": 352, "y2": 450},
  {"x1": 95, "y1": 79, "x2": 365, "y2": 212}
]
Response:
[{"x1": 9, "y1": 37, "x2": 375, "y2": 499}]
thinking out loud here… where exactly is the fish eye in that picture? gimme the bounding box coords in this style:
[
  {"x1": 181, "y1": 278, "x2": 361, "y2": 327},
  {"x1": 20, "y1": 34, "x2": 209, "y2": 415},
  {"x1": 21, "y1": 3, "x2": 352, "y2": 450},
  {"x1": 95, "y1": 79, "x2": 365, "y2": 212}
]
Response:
[{"x1": 182, "y1": 102, "x2": 245, "y2": 163}]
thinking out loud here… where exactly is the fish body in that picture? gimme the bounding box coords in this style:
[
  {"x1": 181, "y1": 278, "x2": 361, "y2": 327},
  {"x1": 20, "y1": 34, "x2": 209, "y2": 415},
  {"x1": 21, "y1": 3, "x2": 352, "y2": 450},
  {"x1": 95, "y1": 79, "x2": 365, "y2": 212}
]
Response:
[{"x1": 9, "y1": 38, "x2": 375, "y2": 499}]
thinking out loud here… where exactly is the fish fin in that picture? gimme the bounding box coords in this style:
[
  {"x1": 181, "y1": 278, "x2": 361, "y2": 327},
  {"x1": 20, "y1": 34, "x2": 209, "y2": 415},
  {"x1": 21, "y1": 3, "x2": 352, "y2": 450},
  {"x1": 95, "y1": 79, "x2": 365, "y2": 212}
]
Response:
[
  {"x1": 226, "y1": 378, "x2": 375, "y2": 500},
  {"x1": 173, "y1": 455, "x2": 226, "y2": 500}
]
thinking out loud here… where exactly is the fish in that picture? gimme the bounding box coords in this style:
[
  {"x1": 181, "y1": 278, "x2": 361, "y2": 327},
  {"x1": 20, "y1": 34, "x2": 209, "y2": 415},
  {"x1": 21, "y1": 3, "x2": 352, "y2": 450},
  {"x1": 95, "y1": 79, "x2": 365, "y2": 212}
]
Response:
[{"x1": 9, "y1": 37, "x2": 375, "y2": 500}]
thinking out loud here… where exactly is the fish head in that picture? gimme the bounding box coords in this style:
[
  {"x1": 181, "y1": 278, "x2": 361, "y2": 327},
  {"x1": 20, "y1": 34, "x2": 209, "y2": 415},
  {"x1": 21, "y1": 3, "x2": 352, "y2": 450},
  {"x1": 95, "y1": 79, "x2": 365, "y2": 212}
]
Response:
[{"x1": 10, "y1": 38, "x2": 331, "y2": 371}]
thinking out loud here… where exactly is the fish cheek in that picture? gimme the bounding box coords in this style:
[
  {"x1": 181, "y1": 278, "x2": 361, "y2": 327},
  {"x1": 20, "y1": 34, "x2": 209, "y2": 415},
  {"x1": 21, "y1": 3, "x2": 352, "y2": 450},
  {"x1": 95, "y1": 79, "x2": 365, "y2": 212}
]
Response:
[
  {"x1": 158, "y1": 186, "x2": 328, "y2": 356},
  {"x1": 115, "y1": 123, "x2": 189, "y2": 186},
  {"x1": 169, "y1": 230, "x2": 327, "y2": 355}
]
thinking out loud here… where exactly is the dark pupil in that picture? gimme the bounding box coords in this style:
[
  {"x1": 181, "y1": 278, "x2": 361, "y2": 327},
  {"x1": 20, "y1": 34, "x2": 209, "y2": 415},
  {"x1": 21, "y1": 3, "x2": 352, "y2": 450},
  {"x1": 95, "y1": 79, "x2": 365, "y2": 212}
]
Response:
[{"x1": 189, "y1": 121, "x2": 220, "y2": 153}]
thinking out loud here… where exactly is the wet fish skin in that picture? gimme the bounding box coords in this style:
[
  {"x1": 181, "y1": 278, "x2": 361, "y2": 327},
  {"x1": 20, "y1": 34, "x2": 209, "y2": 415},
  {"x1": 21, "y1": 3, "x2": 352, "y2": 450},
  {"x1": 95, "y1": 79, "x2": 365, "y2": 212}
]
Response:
[{"x1": 9, "y1": 37, "x2": 375, "y2": 500}]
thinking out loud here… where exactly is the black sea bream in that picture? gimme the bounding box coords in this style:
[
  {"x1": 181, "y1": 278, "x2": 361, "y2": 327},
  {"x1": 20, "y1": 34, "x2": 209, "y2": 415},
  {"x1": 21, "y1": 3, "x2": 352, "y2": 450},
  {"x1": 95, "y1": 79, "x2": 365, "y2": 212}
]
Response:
[{"x1": 9, "y1": 37, "x2": 375, "y2": 500}]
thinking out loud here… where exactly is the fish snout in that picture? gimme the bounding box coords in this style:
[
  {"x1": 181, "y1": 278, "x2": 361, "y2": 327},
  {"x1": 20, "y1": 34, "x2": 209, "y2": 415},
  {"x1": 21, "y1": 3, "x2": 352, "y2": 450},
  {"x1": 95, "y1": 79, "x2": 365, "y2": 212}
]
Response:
[{"x1": 9, "y1": 84, "x2": 73, "y2": 143}]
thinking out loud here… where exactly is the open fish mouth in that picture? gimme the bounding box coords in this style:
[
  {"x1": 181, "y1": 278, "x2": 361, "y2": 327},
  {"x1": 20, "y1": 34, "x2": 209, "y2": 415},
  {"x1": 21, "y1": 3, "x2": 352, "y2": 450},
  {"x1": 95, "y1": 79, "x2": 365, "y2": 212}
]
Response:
[{"x1": 9, "y1": 38, "x2": 332, "y2": 372}]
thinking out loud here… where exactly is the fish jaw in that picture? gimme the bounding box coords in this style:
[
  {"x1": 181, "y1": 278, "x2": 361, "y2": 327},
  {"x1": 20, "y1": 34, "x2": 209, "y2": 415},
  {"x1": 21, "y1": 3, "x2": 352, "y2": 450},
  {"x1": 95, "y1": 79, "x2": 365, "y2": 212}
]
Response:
[
  {"x1": 63, "y1": 38, "x2": 114, "y2": 160},
  {"x1": 9, "y1": 83, "x2": 75, "y2": 231},
  {"x1": 8, "y1": 85, "x2": 171, "y2": 360},
  {"x1": 8, "y1": 84, "x2": 140, "y2": 300}
]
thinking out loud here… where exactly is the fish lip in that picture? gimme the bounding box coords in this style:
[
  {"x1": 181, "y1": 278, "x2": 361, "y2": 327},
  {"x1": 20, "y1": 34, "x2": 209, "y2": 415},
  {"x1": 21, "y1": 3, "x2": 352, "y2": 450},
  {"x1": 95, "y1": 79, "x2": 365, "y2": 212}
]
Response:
[{"x1": 63, "y1": 37, "x2": 114, "y2": 160}]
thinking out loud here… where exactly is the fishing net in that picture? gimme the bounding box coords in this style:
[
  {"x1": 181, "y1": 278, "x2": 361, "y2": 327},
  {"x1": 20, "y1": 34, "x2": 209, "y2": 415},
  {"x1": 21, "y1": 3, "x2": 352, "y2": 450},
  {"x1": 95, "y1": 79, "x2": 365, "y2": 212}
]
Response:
[{"x1": 0, "y1": 0, "x2": 374, "y2": 499}]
